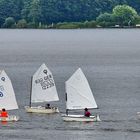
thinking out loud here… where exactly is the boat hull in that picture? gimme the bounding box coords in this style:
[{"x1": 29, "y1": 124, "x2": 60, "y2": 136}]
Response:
[
  {"x1": 61, "y1": 114, "x2": 101, "y2": 122},
  {"x1": 0, "y1": 115, "x2": 19, "y2": 122},
  {"x1": 25, "y1": 106, "x2": 59, "y2": 114}
]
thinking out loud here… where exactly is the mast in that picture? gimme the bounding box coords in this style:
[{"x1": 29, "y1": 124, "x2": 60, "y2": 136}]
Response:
[
  {"x1": 29, "y1": 76, "x2": 33, "y2": 107},
  {"x1": 65, "y1": 92, "x2": 68, "y2": 115}
]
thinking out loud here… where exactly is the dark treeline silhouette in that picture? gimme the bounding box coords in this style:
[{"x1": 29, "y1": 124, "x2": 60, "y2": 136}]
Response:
[{"x1": 0, "y1": 0, "x2": 140, "y2": 28}]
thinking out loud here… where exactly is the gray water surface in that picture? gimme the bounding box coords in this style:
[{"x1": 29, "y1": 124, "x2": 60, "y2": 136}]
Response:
[{"x1": 0, "y1": 29, "x2": 140, "y2": 140}]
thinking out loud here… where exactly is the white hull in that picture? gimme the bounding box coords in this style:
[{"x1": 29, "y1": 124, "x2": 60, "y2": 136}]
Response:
[
  {"x1": 0, "y1": 115, "x2": 19, "y2": 122},
  {"x1": 25, "y1": 106, "x2": 59, "y2": 114},
  {"x1": 62, "y1": 114, "x2": 101, "y2": 122}
]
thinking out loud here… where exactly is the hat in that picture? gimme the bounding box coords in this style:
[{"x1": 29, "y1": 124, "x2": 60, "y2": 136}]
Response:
[{"x1": 84, "y1": 108, "x2": 88, "y2": 111}]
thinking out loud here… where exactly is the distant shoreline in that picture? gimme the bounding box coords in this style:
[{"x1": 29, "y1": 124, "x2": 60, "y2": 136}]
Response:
[{"x1": 1, "y1": 26, "x2": 140, "y2": 29}]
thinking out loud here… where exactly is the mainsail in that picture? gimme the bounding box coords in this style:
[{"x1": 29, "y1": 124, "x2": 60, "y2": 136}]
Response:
[
  {"x1": 66, "y1": 68, "x2": 97, "y2": 110},
  {"x1": 31, "y1": 63, "x2": 59, "y2": 103},
  {"x1": 0, "y1": 70, "x2": 18, "y2": 110}
]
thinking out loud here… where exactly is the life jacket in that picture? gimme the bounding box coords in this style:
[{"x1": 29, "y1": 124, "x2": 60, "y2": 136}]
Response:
[
  {"x1": 0, "y1": 111, "x2": 8, "y2": 117},
  {"x1": 85, "y1": 111, "x2": 91, "y2": 117}
]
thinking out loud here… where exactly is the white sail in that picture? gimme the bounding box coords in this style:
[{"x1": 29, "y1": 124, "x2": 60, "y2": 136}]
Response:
[
  {"x1": 66, "y1": 68, "x2": 97, "y2": 110},
  {"x1": 0, "y1": 70, "x2": 18, "y2": 110},
  {"x1": 31, "y1": 63, "x2": 59, "y2": 103}
]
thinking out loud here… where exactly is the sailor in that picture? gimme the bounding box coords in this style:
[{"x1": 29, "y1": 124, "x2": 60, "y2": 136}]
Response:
[
  {"x1": 84, "y1": 108, "x2": 91, "y2": 117},
  {"x1": 45, "y1": 103, "x2": 51, "y2": 109},
  {"x1": 0, "y1": 108, "x2": 9, "y2": 117}
]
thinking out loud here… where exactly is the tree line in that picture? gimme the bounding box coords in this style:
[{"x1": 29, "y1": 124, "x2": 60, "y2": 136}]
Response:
[{"x1": 0, "y1": 0, "x2": 140, "y2": 28}]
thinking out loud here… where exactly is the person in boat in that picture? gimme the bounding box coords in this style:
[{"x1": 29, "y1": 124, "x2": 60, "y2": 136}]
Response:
[
  {"x1": 45, "y1": 103, "x2": 51, "y2": 109},
  {"x1": 84, "y1": 108, "x2": 91, "y2": 117},
  {"x1": 0, "y1": 108, "x2": 9, "y2": 117}
]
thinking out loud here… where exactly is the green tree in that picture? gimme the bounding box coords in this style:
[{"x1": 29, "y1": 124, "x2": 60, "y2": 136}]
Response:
[
  {"x1": 17, "y1": 19, "x2": 27, "y2": 28},
  {"x1": 0, "y1": 0, "x2": 22, "y2": 27},
  {"x1": 96, "y1": 12, "x2": 114, "y2": 27},
  {"x1": 28, "y1": 0, "x2": 41, "y2": 24},
  {"x1": 21, "y1": 0, "x2": 32, "y2": 22},
  {"x1": 3, "y1": 17, "x2": 15, "y2": 28},
  {"x1": 112, "y1": 5, "x2": 138, "y2": 26}
]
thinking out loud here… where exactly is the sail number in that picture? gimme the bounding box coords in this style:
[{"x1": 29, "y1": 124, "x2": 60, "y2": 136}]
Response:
[
  {"x1": 41, "y1": 79, "x2": 54, "y2": 89},
  {"x1": 35, "y1": 75, "x2": 55, "y2": 90}
]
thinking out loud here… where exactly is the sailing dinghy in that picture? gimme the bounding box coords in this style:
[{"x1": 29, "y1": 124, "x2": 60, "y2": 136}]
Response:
[
  {"x1": 0, "y1": 70, "x2": 19, "y2": 121},
  {"x1": 25, "y1": 63, "x2": 59, "y2": 114},
  {"x1": 62, "y1": 68, "x2": 100, "y2": 122}
]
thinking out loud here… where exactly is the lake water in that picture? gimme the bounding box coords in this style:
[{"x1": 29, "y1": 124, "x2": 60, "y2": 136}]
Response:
[{"x1": 0, "y1": 29, "x2": 140, "y2": 140}]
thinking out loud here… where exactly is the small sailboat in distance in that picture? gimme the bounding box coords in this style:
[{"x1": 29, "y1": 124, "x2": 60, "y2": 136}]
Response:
[
  {"x1": 62, "y1": 68, "x2": 100, "y2": 122},
  {"x1": 25, "y1": 63, "x2": 59, "y2": 113},
  {"x1": 137, "y1": 112, "x2": 140, "y2": 119},
  {"x1": 0, "y1": 70, "x2": 19, "y2": 121}
]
